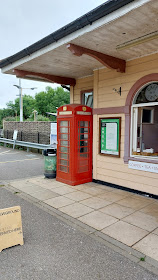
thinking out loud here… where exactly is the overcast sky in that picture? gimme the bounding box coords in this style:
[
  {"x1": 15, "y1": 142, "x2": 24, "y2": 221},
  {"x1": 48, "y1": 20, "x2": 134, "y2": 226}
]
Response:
[{"x1": 0, "y1": 0, "x2": 105, "y2": 109}]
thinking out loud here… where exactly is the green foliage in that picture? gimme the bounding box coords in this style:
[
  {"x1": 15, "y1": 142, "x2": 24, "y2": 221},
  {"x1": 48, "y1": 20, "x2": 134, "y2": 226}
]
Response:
[
  {"x1": 3, "y1": 116, "x2": 17, "y2": 122},
  {"x1": 35, "y1": 86, "x2": 70, "y2": 115},
  {"x1": 0, "y1": 86, "x2": 69, "y2": 126},
  {"x1": 7, "y1": 95, "x2": 35, "y2": 119},
  {"x1": 36, "y1": 115, "x2": 50, "y2": 121},
  {"x1": 140, "y1": 257, "x2": 146, "y2": 261}
]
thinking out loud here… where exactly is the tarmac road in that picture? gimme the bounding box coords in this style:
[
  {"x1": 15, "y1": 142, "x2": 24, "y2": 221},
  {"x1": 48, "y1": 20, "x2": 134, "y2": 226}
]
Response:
[
  {"x1": 0, "y1": 146, "x2": 44, "y2": 181},
  {"x1": 0, "y1": 187, "x2": 158, "y2": 280}
]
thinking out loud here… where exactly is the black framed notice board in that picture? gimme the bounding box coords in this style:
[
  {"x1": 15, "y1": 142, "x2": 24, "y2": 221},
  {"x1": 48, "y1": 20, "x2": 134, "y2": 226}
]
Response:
[{"x1": 99, "y1": 117, "x2": 121, "y2": 157}]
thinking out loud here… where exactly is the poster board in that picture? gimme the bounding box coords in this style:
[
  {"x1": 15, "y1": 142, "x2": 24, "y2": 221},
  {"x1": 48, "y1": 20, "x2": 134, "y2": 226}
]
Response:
[
  {"x1": 99, "y1": 118, "x2": 121, "y2": 157},
  {"x1": 50, "y1": 122, "x2": 57, "y2": 145}
]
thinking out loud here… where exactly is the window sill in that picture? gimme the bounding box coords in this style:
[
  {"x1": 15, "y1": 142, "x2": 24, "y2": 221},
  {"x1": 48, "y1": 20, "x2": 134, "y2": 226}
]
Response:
[{"x1": 128, "y1": 156, "x2": 158, "y2": 164}]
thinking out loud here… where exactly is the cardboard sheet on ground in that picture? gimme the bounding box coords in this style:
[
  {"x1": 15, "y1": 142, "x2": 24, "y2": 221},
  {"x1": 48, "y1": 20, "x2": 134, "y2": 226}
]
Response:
[{"x1": 0, "y1": 206, "x2": 24, "y2": 252}]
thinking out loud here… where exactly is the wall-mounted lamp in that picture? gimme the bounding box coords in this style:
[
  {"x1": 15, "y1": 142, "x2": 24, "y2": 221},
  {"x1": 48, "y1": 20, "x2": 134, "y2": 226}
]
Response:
[{"x1": 113, "y1": 87, "x2": 121, "y2": 96}]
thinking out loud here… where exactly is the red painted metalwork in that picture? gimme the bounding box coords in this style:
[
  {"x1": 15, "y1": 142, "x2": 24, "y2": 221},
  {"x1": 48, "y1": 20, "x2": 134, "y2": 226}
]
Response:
[
  {"x1": 67, "y1": 43, "x2": 126, "y2": 73},
  {"x1": 56, "y1": 104, "x2": 93, "y2": 186},
  {"x1": 13, "y1": 69, "x2": 76, "y2": 86}
]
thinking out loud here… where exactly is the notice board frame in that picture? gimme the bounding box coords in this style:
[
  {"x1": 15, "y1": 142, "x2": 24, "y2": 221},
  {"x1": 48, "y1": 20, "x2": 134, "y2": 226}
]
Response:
[{"x1": 99, "y1": 117, "x2": 121, "y2": 158}]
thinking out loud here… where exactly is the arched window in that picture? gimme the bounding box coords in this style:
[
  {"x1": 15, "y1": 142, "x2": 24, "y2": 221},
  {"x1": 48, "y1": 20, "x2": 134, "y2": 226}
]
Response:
[{"x1": 131, "y1": 82, "x2": 158, "y2": 159}]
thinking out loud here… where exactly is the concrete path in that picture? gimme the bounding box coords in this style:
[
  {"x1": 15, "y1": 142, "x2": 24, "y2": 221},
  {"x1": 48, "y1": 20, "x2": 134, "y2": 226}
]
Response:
[{"x1": 0, "y1": 186, "x2": 158, "y2": 280}]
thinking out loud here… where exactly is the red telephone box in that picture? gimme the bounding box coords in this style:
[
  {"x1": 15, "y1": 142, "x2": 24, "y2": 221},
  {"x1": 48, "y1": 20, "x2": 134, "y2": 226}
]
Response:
[{"x1": 56, "y1": 104, "x2": 93, "y2": 186}]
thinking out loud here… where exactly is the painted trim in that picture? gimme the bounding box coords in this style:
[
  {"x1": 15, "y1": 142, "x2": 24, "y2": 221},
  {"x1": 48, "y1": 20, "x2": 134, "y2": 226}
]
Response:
[
  {"x1": 93, "y1": 106, "x2": 125, "y2": 115},
  {"x1": 124, "y1": 73, "x2": 158, "y2": 163},
  {"x1": 128, "y1": 157, "x2": 158, "y2": 164},
  {"x1": 67, "y1": 43, "x2": 126, "y2": 73},
  {"x1": 14, "y1": 69, "x2": 76, "y2": 86}
]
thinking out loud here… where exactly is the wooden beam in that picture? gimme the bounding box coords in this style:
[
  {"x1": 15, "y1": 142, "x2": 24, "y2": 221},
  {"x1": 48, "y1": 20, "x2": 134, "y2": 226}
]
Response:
[
  {"x1": 13, "y1": 69, "x2": 76, "y2": 86},
  {"x1": 67, "y1": 43, "x2": 126, "y2": 73}
]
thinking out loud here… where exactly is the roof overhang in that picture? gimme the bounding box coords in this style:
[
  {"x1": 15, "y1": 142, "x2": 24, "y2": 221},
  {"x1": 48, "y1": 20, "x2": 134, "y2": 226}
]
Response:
[{"x1": 1, "y1": 0, "x2": 157, "y2": 85}]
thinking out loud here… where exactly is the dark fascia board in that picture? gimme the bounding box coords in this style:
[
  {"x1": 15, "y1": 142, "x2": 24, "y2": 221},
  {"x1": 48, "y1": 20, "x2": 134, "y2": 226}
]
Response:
[{"x1": 0, "y1": 0, "x2": 135, "y2": 69}]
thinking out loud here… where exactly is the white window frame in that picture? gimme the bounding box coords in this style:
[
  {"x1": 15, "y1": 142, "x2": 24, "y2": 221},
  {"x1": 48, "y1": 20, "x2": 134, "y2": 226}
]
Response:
[{"x1": 130, "y1": 102, "x2": 158, "y2": 160}]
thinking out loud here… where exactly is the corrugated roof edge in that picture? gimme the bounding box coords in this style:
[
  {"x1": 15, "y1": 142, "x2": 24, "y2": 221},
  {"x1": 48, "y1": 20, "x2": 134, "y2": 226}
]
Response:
[{"x1": 0, "y1": 0, "x2": 135, "y2": 68}]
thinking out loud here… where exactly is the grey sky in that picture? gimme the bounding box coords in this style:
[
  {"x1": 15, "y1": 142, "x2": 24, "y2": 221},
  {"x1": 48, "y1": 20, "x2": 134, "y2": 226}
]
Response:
[{"x1": 0, "y1": 0, "x2": 105, "y2": 109}]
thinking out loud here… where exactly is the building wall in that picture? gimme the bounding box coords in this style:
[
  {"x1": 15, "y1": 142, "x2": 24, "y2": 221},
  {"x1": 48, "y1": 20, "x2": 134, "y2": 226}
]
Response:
[
  {"x1": 3, "y1": 121, "x2": 51, "y2": 144},
  {"x1": 74, "y1": 52, "x2": 158, "y2": 195},
  {"x1": 73, "y1": 75, "x2": 94, "y2": 104}
]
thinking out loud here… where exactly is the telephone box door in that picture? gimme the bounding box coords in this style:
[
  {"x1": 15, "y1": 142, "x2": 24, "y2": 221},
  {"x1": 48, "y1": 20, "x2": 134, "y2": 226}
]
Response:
[
  {"x1": 75, "y1": 117, "x2": 92, "y2": 182},
  {"x1": 57, "y1": 119, "x2": 72, "y2": 182}
]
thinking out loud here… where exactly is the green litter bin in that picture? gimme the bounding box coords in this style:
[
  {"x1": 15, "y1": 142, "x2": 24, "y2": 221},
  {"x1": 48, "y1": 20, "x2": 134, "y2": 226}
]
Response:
[{"x1": 43, "y1": 149, "x2": 56, "y2": 178}]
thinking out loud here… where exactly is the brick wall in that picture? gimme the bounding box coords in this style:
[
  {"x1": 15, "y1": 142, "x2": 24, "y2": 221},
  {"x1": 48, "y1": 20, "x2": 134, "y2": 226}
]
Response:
[{"x1": 3, "y1": 122, "x2": 53, "y2": 144}]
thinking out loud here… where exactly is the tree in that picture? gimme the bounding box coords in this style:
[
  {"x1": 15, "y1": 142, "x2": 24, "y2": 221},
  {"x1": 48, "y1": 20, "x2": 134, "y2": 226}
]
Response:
[
  {"x1": 35, "y1": 87, "x2": 70, "y2": 116},
  {"x1": 6, "y1": 95, "x2": 35, "y2": 119}
]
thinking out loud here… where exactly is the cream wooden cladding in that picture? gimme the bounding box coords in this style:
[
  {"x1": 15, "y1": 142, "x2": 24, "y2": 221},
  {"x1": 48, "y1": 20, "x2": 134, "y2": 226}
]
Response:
[{"x1": 0, "y1": 206, "x2": 24, "y2": 252}]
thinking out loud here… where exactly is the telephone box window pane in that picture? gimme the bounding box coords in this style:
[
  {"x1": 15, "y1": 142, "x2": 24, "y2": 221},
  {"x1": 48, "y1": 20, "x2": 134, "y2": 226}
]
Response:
[
  {"x1": 60, "y1": 140, "x2": 69, "y2": 147},
  {"x1": 80, "y1": 133, "x2": 89, "y2": 140},
  {"x1": 59, "y1": 153, "x2": 69, "y2": 160},
  {"x1": 59, "y1": 133, "x2": 69, "y2": 140},
  {"x1": 59, "y1": 159, "x2": 68, "y2": 166},
  {"x1": 59, "y1": 166, "x2": 67, "y2": 172},
  {"x1": 79, "y1": 121, "x2": 88, "y2": 127},
  {"x1": 60, "y1": 127, "x2": 69, "y2": 133},
  {"x1": 78, "y1": 147, "x2": 88, "y2": 153},
  {"x1": 59, "y1": 147, "x2": 69, "y2": 153},
  {"x1": 60, "y1": 121, "x2": 69, "y2": 127},
  {"x1": 79, "y1": 140, "x2": 88, "y2": 147}
]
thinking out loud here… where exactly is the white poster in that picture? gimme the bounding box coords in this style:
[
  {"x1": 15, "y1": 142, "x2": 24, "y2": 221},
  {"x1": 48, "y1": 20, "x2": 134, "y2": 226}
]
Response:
[
  {"x1": 51, "y1": 123, "x2": 57, "y2": 135},
  {"x1": 106, "y1": 123, "x2": 117, "y2": 151},
  {"x1": 50, "y1": 123, "x2": 57, "y2": 145},
  {"x1": 13, "y1": 130, "x2": 18, "y2": 141}
]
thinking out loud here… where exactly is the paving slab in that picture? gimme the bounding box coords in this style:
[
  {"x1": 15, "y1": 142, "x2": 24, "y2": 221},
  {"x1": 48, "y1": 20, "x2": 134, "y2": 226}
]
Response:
[
  {"x1": 153, "y1": 228, "x2": 158, "y2": 236},
  {"x1": 133, "y1": 234, "x2": 158, "y2": 262},
  {"x1": 140, "y1": 203, "x2": 158, "y2": 218},
  {"x1": 80, "y1": 196, "x2": 112, "y2": 209},
  {"x1": 60, "y1": 203, "x2": 94, "y2": 218},
  {"x1": 29, "y1": 189, "x2": 59, "y2": 201},
  {"x1": 64, "y1": 190, "x2": 92, "y2": 201},
  {"x1": 99, "y1": 203, "x2": 135, "y2": 219},
  {"x1": 123, "y1": 211, "x2": 158, "y2": 231},
  {"x1": 117, "y1": 196, "x2": 152, "y2": 210},
  {"x1": 82, "y1": 186, "x2": 106, "y2": 196},
  {"x1": 97, "y1": 191, "x2": 130, "y2": 202},
  {"x1": 78, "y1": 211, "x2": 118, "y2": 230},
  {"x1": 44, "y1": 196, "x2": 74, "y2": 208},
  {"x1": 52, "y1": 186, "x2": 77, "y2": 195},
  {"x1": 102, "y1": 221, "x2": 149, "y2": 246}
]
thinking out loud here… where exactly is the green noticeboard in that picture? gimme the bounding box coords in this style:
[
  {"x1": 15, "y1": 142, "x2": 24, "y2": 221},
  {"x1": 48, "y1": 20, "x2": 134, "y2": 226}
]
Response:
[{"x1": 100, "y1": 118, "x2": 121, "y2": 157}]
